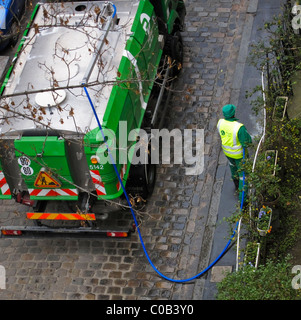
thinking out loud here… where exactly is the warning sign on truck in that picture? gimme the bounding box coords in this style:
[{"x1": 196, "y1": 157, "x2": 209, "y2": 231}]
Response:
[{"x1": 34, "y1": 169, "x2": 61, "y2": 188}]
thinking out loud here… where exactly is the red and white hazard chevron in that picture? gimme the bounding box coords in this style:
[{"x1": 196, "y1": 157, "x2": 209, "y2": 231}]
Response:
[
  {"x1": 28, "y1": 188, "x2": 78, "y2": 197},
  {"x1": 0, "y1": 171, "x2": 11, "y2": 196},
  {"x1": 117, "y1": 164, "x2": 127, "y2": 191},
  {"x1": 27, "y1": 212, "x2": 96, "y2": 220},
  {"x1": 89, "y1": 170, "x2": 106, "y2": 196}
]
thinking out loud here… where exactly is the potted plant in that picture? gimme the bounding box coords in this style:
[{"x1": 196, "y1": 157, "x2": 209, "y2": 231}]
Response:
[
  {"x1": 257, "y1": 206, "x2": 272, "y2": 236},
  {"x1": 265, "y1": 150, "x2": 278, "y2": 176},
  {"x1": 258, "y1": 186, "x2": 280, "y2": 206},
  {"x1": 256, "y1": 153, "x2": 281, "y2": 205},
  {"x1": 272, "y1": 96, "x2": 288, "y2": 121},
  {"x1": 244, "y1": 241, "x2": 260, "y2": 268}
]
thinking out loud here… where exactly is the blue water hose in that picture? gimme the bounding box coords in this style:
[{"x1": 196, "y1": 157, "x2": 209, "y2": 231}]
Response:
[
  {"x1": 83, "y1": 86, "x2": 246, "y2": 283},
  {"x1": 84, "y1": 0, "x2": 245, "y2": 281},
  {"x1": 110, "y1": 3, "x2": 116, "y2": 18}
]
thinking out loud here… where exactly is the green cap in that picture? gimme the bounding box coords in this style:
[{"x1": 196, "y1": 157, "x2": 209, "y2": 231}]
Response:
[{"x1": 222, "y1": 104, "x2": 236, "y2": 119}]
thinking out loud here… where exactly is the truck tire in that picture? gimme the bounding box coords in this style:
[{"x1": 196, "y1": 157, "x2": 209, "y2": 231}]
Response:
[
  {"x1": 127, "y1": 162, "x2": 156, "y2": 199},
  {"x1": 9, "y1": 20, "x2": 20, "y2": 47},
  {"x1": 144, "y1": 159, "x2": 156, "y2": 197},
  {"x1": 165, "y1": 30, "x2": 184, "y2": 77},
  {"x1": 125, "y1": 141, "x2": 156, "y2": 200}
]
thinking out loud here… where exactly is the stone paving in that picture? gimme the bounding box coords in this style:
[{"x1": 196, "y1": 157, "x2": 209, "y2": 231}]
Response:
[{"x1": 0, "y1": 0, "x2": 251, "y2": 300}]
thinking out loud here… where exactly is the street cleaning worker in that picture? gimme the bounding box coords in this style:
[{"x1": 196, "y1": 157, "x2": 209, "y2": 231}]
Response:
[{"x1": 217, "y1": 104, "x2": 252, "y2": 204}]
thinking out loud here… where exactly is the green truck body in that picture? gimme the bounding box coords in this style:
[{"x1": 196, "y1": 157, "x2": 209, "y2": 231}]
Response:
[{"x1": 0, "y1": 0, "x2": 185, "y2": 235}]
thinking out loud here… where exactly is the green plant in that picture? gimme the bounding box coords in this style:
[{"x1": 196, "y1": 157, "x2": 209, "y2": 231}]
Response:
[
  {"x1": 218, "y1": 3, "x2": 301, "y2": 300},
  {"x1": 216, "y1": 257, "x2": 301, "y2": 300},
  {"x1": 268, "y1": 212, "x2": 301, "y2": 259},
  {"x1": 242, "y1": 154, "x2": 281, "y2": 207},
  {"x1": 266, "y1": 119, "x2": 301, "y2": 210}
]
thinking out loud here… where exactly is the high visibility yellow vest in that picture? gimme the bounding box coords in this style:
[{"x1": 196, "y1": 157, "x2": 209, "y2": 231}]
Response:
[{"x1": 217, "y1": 119, "x2": 243, "y2": 159}]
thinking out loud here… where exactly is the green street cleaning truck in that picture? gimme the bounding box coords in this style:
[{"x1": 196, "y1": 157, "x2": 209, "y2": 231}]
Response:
[{"x1": 0, "y1": 0, "x2": 186, "y2": 236}]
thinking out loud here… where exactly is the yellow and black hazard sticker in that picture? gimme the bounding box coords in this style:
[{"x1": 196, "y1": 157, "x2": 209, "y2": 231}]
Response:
[{"x1": 34, "y1": 169, "x2": 61, "y2": 188}]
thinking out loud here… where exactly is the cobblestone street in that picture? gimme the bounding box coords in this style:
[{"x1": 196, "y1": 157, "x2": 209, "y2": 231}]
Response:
[{"x1": 0, "y1": 0, "x2": 257, "y2": 300}]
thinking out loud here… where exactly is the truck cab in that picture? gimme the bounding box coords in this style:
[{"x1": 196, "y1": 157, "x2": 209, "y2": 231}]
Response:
[{"x1": 0, "y1": 0, "x2": 26, "y2": 50}]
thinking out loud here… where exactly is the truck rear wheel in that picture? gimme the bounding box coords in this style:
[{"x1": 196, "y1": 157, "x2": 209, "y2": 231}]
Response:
[
  {"x1": 125, "y1": 140, "x2": 156, "y2": 200},
  {"x1": 165, "y1": 30, "x2": 184, "y2": 77},
  {"x1": 10, "y1": 20, "x2": 20, "y2": 47},
  {"x1": 127, "y1": 162, "x2": 156, "y2": 199},
  {"x1": 144, "y1": 160, "x2": 156, "y2": 197}
]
